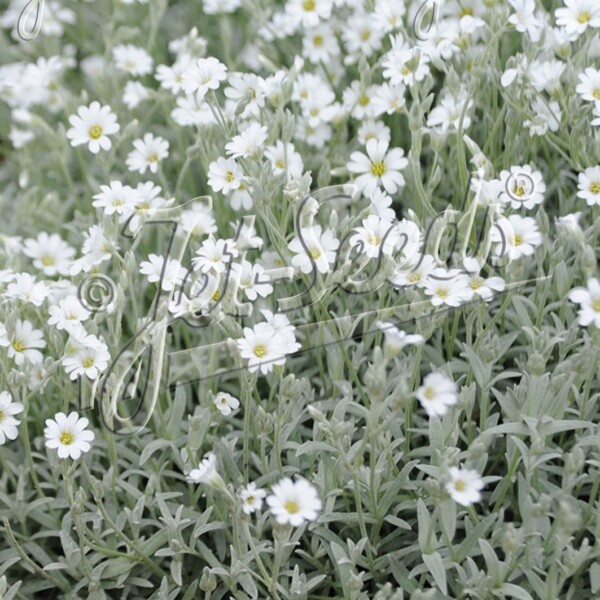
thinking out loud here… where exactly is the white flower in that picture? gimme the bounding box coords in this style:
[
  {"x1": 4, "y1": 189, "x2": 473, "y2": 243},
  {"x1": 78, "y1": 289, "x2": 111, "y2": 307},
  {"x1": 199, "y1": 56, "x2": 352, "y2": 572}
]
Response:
[
  {"x1": 48, "y1": 295, "x2": 91, "y2": 332},
  {"x1": 92, "y1": 181, "x2": 137, "y2": 216},
  {"x1": 66, "y1": 102, "x2": 119, "y2": 154},
  {"x1": 555, "y1": 212, "x2": 583, "y2": 238},
  {"x1": 231, "y1": 261, "x2": 273, "y2": 301},
  {"x1": 266, "y1": 477, "x2": 322, "y2": 526},
  {"x1": 382, "y1": 44, "x2": 430, "y2": 86},
  {"x1": 427, "y1": 95, "x2": 473, "y2": 134},
  {"x1": 23, "y1": 233, "x2": 75, "y2": 276},
  {"x1": 350, "y1": 215, "x2": 398, "y2": 259},
  {"x1": 446, "y1": 466, "x2": 484, "y2": 506},
  {"x1": 28, "y1": 364, "x2": 49, "y2": 392},
  {"x1": 303, "y1": 25, "x2": 340, "y2": 64},
  {"x1": 156, "y1": 56, "x2": 193, "y2": 94},
  {"x1": 44, "y1": 411, "x2": 95, "y2": 460},
  {"x1": 460, "y1": 258, "x2": 506, "y2": 302},
  {"x1": 568, "y1": 278, "x2": 600, "y2": 328},
  {"x1": 288, "y1": 224, "x2": 339, "y2": 274},
  {"x1": 123, "y1": 81, "x2": 149, "y2": 109},
  {"x1": 236, "y1": 323, "x2": 299, "y2": 375},
  {"x1": 375, "y1": 321, "x2": 424, "y2": 352},
  {"x1": 576, "y1": 68, "x2": 600, "y2": 104},
  {"x1": 529, "y1": 59, "x2": 566, "y2": 94},
  {"x1": 112, "y1": 44, "x2": 153, "y2": 76},
  {"x1": 187, "y1": 452, "x2": 223, "y2": 487},
  {"x1": 491, "y1": 215, "x2": 542, "y2": 261},
  {"x1": 357, "y1": 120, "x2": 391, "y2": 146},
  {"x1": 62, "y1": 334, "x2": 110, "y2": 380},
  {"x1": 224, "y1": 74, "x2": 266, "y2": 119},
  {"x1": 5, "y1": 272, "x2": 49, "y2": 306},
  {"x1": 182, "y1": 57, "x2": 228, "y2": 99},
  {"x1": 286, "y1": 0, "x2": 333, "y2": 28},
  {"x1": 523, "y1": 97, "x2": 562, "y2": 137},
  {"x1": 207, "y1": 157, "x2": 244, "y2": 194},
  {"x1": 369, "y1": 189, "x2": 396, "y2": 222},
  {"x1": 139, "y1": 254, "x2": 185, "y2": 291},
  {"x1": 260, "y1": 310, "x2": 298, "y2": 345},
  {"x1": 0, "y1": 319, "x2": 46, "y2": 365},
  {"x1": 508, "y1": 0, "x2": 543, "y2": 41},
  {"x1": 577, "y1": 166, "x2": 600, "y2": 206},
  {"x1": 225, "y1": 123, "x2": 268, "y2": 159},
  {"x1": 423, "y1": 269, "x2": 471, "y2": 307},
  {"x1": 126, "y1": 133, "x2": 169, "y2": 175},
  {"x1": 265, "y1": 141, "x2": 304, "y2": 181},
  {"x1": 498, "y1": 165, "x2": 546, "y2": 209},
  {"x1": 391, "y1": 254, "x2": 437, "y2": 288},
  {"x1": 416, "y1": 372, "x2": 459, "y2": 418},
  {"x1": 171, "y1": 95, "x2": 216, "y2": 127},
  {"x1": 0, "y1": 391, "x2": 24, "y2": 445},
  {"x1": 347, "y1": 139, "x2": 408, "y2": 198},
  {"x1": 555, "y1": 0, "x2": 600, "y2": 38},
  {"x1": 70, "y1": 224, "x2": 118, "y2": 274},
  {"x1": 240, "y1": 482, "x2": 267, "y2": 514},
  {"x1": 343, "y1": 11, "x2": 384, "y2": 57},
  {"x1": 372, "y1": 83, "x2": 406, "y2": 116},
  {"x1": 193, "y1": 237, "x2": 239, "y2": 274},
  {"x1": 213, "y1": 392, "x2": 240, "y2": 416}
]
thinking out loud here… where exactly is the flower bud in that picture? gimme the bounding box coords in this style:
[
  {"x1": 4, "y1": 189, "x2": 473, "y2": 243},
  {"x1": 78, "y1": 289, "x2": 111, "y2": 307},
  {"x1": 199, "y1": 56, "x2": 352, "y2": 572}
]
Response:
[
  {"x1": 199, "y1": 567, "x2": 217, "y2": 593},
  {"x1": 526, "y1": 353, "x2": 546, "y2": 376}
]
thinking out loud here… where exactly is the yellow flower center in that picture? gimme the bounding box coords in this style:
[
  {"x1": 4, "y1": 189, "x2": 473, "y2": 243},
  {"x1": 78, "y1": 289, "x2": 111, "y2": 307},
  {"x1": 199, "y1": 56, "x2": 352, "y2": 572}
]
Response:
[
  {"x1": 83, "y1": 358, "x2": 95, "y2": 369},
  {"x1": 112, "y1": 199, "x2": 124, "y2": 206},
  {"x1": 359, "y1": 95, "x2": 370, "y2": 106},
  {"x1": 368, "y1": 234, "x2": 381, "y2": 246},
  {"x1": 513, "y1": 184, "x2": 526, "y2": 197},
  {"x1": 371, "y1": 161, "x2": 387, "y2": 177},
  {"x1": 225, "y1": 171, "x2": 235, "y2": 183},
  {"x1": 88, "y1": 125, "x2": 103, "y2": 139},
  {"x1": 12, "y1": 339, "x2": 25, "y2": 353},
  {"x1": 593, "y1": 89, "x2": 600, "y2": 100},
  {"x1": 41, "y1": 256, "x2": 55, "y2": 266},
  {"x1": 436, "y1": 289, "x2": 448, "y2": 299},
  {"x1": 147, "y1": 153, "x2": 159, "y2": 162},
  {"x1": 253, "y1": 344, "x2": 267, "y2": 358},
  {"x1": 284, "y1": 500, "x2": 300, "y2": 514},
  {"x1": 361, "y1": 30, "x2": 371, "y2": 41},
  {"x1": 454, "y1": 479, "x2": 466, "y2": 491},
  {"x1": 514, "y1": 234, "x2": 523, "y2": 246},
  {"x1": 275, "y1": 159, "x2": 285, "y2": 169},
  {"x1": 212, "y1": 289, "x2": 221, "y2": 301},
  {"x1": 309, "y1": 247, "x2": 322, "y2": 259},
  {"x1": 460, "y1": 8, "x2": 474, "y2": 17},
  {"x1": 578, "y1": 11, "x2": 591, "y2": 24},
  {"x1": 424, "y1": 387, "x2": 435, "y2": 400},
  {"x1": 60, "y1": 431, "x2": 75, "y2": 445},
  {"x1": 313, "y1": 35, "x2": 323, "y2": 46},
  {"x1": 246, "y1": 495, "x2": 255, "y2": 504},
  {"x1": 593, "y1": 298, "x2": 600, "y2": 312},
  {"x1": 0, "y1": 410, "x2": 4, "y2": 423},
  {"x1": 303, "y1": 0, "x2": 315, "y2": 11},
  {"x1": 590, "y1": 182, "x2": 600, "y2": 194},
  {"x1": 408, "y1": 272, "x2": 421, "y2": 283},
  {"x1": 470, "y1": 277, "x2": 484, "y2": 290},
  {"x1": 401, "y1": 66, "x2": 412, "y2": 76}
]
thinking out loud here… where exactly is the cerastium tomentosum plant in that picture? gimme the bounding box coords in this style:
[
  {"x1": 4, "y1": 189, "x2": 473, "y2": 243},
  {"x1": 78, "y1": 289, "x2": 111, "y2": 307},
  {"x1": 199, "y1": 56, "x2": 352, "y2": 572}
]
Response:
[{"x1": 0, "y1": 0, "x2": 599, "y2": 598}]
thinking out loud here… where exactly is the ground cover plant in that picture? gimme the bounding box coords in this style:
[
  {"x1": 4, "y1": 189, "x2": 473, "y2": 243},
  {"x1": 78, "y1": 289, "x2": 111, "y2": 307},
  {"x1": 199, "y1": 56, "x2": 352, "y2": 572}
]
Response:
[{"x1": 0, "y1": 0, "x2": 600, "y2": 598}]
